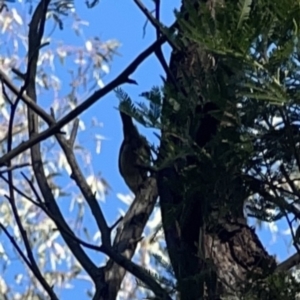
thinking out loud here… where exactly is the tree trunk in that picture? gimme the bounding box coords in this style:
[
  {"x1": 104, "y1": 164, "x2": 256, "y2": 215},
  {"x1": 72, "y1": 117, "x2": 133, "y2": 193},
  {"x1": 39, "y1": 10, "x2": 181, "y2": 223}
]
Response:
[{"x1": 158, "y1": 1, "x2": 276, "y2": 299}]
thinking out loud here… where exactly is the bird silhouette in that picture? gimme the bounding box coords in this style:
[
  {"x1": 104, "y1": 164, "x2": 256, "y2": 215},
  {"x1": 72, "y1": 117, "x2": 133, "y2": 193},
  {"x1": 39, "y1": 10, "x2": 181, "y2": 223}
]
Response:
[{"x1": 118, "y1": 109, "x2": 150, "y2": 195}]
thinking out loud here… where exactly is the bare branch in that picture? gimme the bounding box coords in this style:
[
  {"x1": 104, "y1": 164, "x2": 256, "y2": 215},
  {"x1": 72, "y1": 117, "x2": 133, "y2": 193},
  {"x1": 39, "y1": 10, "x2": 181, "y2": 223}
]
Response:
[
  {"x1": 110, "y1": 216, "x2": 123, "y2": 231},
  {"x1": 99, "y1": 243, "x2": 172, "y2": 300},
  {"x1": 44, "y1": 219, "x2": 171, "y2": 300},
  {"x1": 11, "y1": 67, "x2": 26, "y2": 80},
  {"x1": 133, "y1": 0, "x2": 179, "y2": 90},
  {"x1": 23, "y1": 0, "x2": 101, "y2": 286},
  {"x1": 2, "y1": 192, "x2": 59, "y2": 300},
  {"x1": 0, "y1": 174, "x2": 42, "y2": 208},
  {"x1": 133, "y1": 0, "x2": 176, "y2": 49},
  {"x1": 0, "y1": 221, "x2": 59, "y2": 299},
  {"x1": 0, "y1": 68, "x2": 55, "y2": 125},
  {"x1": 61, "y1": 135, "x2": 111, "y2": 245},
  {"x1": 0, "y1": 163, "x2": 30, "y2": 174},
  {"x1": 100, "y1": 177, "x2": 159, "y2": 299},
  {"x1": 21, "y1": 172, "x2": 47, "y2": 206},
  {"x1": 0, "y1": 222, "x2": 32, "y2": 267}
]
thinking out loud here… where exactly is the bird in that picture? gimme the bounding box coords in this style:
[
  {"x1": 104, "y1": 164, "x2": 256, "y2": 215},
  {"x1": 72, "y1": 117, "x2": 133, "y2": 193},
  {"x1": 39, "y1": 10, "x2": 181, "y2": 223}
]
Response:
[{"x1": 118, "y1": 109, "x2": 150, "y2": 195}]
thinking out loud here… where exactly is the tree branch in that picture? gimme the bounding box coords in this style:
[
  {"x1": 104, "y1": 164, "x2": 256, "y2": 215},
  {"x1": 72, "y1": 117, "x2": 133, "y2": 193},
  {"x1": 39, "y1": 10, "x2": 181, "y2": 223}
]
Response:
[
  {"x1": 2, "y1": 1, "x2": 59, "y2": 299},
  {"x1": 23, "y1": 0, "x2": 101, "y2": 284},
  {"x1": 99, "y1": 177, "x2": 159, "y2": 299},
  {"x1": 133, "y1": 0, "x2": 179, "y2": 90},
  {"x1": 276, "y1": 253, "x2": 300, "y2": 272}
]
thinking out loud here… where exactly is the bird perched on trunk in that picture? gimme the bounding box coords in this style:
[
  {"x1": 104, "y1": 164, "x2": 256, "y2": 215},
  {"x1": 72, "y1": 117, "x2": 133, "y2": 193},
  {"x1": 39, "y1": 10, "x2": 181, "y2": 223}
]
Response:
[{"x1": 118, "y1": 108, "x2": 150, "y2": 195}]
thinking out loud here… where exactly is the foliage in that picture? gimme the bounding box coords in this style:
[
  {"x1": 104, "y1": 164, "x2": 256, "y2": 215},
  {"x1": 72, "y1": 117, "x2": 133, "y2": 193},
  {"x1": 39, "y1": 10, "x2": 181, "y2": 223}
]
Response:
[{"x1": 157, "y1": 0, "x2": 298, "y2": 220}]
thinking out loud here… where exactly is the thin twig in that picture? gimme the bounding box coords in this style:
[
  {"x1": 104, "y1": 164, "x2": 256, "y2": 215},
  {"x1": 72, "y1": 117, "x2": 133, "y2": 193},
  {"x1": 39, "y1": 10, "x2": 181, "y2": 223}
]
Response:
[
  {"x1": 133, "y1": 0, "x2": 177, "y2": 49},
  {"x1": 0, "y1": 174, "x2": 42, "y2": 207},
  {"x1": 134, "y1": 0, "x2": 179, "y2": 90},
  {"x1": 0, "y1": 223, "x2": 32, "y2": 267},
  {"x1": 68, "y1": 118, "x2": 79, "y2": 147},
  {"x1": 21, "y1": 172, "x2": 45, "y2": 205},
  {"x1": 25, "y1": 0, "x2": 98, "y2": 292},
  {"x1": 0, "y1": 163, "x2": 30, "y2": 174}
]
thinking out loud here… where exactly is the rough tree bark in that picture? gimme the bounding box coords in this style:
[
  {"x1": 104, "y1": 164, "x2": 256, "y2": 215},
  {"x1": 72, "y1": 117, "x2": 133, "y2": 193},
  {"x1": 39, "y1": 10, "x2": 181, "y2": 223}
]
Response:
[{"x1": 158, "y1": 1, "x2": 277, "y2": 299}]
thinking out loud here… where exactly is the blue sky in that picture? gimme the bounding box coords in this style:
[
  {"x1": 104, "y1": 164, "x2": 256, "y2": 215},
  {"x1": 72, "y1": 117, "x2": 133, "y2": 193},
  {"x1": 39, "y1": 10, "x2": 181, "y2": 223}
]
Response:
[{"x1": 3, "y1": 0, "x2": 296, "y2": 298}]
